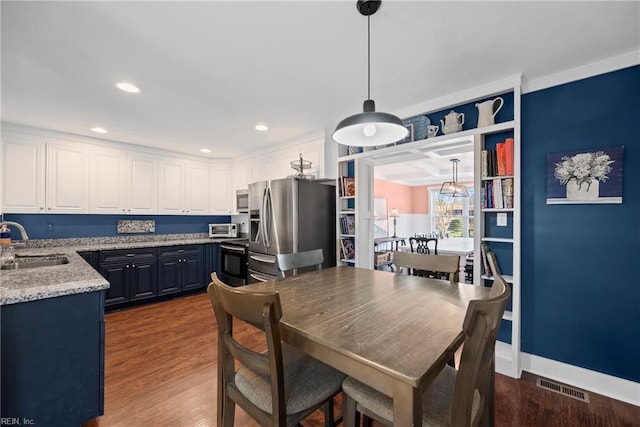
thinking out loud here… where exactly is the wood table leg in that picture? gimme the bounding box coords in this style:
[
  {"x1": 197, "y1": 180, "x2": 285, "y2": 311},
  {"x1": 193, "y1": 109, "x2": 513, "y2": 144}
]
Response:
[{"x1": 393, "y1": 380, "x2": 421, "y2": 426}]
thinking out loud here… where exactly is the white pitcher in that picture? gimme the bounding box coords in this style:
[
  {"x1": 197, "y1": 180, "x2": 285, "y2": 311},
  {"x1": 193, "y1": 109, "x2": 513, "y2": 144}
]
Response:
[{"x1": 475, "y1": 97, "x2": 504, "y2": 128}]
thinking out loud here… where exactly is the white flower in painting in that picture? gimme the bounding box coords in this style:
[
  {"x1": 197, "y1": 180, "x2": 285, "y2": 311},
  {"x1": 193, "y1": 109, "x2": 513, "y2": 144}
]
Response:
[{"x1": 554, "y1": 151, "x2": 614, "y2": 191}]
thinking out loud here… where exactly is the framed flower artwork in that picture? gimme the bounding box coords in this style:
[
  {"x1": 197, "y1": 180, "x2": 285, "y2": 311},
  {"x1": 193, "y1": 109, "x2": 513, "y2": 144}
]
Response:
[{"x1": 546, "y1": 145, "x2": 623, "y2": 204}]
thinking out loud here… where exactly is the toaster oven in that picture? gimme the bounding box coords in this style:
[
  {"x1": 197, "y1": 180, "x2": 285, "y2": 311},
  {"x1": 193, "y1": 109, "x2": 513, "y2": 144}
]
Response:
[{"x1": 208, "y1": 223, "x2": 238, "y2": 238}]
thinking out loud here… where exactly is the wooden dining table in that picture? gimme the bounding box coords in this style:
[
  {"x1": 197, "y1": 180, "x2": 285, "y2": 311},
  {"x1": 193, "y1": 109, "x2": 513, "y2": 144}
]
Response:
[{"x1": 243, "y1": 266, "x2": 492, "y2": 426}]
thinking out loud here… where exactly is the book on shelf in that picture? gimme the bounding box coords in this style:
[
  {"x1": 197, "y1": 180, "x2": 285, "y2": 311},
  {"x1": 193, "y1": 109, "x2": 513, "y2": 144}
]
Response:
[
  {"x1": 480, "y1": 241, "x2": 492, "y2": 276},
  {"x1": 481, "y1": 150, "x2": 488, "y2": 178},
  {"x1": 486, "y1": 251, "x2": 502, "y2": 277},
  {"x1": 503, "y1": 178, "x2": 514, "y2": 209},
  {"x1": 340, "y1": 238, "x2": 355, "y2": 260},
  {"x1": 505, "y1": 137, "x2": 514, "y2": 176},
  {"x1": 346, "y1": 216, "x2": 355, "y2": 235},
  {"x1": 493, "y1": 177, "x2": 504, "y2": 209},
  {"x1": 496, "y1": 142, "x2": 506, "y2": 176}
]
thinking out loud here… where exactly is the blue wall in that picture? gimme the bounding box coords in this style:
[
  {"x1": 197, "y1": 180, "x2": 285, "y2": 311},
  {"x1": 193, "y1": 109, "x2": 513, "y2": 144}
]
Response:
[
  {"x1": 2, "y1": 214, "x2": 231, "y2": 239},
  {"x1": 521, "y1": 65, "x2": 639, "y2": 383}
]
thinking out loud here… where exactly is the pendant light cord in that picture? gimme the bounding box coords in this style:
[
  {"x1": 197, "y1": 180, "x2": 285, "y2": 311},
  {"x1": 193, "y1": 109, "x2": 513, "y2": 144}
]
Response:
[{"x1": 367, "y1": 14, "x2": 371, "y2": 100}]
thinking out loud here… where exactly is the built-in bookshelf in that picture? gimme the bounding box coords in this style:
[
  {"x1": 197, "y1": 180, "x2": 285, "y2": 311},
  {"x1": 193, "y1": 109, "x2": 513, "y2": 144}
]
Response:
[
  {"x1": 474, "y1": 90, "x2": 521, "y2": 379},
  {"x1": 337, "y1": 160, "x2": 356, "y2": 265}
]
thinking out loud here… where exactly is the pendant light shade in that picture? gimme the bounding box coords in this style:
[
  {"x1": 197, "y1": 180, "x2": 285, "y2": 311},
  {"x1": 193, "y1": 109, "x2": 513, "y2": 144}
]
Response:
[
  {"x1": 332, "y1": 1, "x2": 408, "y2": 147},
  {"x1": 440, "y1": 159, "x2": 469, "y2": 197}
]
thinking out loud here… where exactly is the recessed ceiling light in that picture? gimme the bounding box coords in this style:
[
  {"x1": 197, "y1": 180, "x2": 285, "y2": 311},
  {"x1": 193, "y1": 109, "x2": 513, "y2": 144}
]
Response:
[
  {"x1": 200, "y1": 148, "x2": 212, "y2": 153},
  {"x1": 116, "y1": 82, "x2": 140, "y2": 93},
  {"x1": 255, "y1": 124, "x2": 269, "y2": 132},
  {"x1": 91, "y1": 127, "x2": 108, "y2": 134}
]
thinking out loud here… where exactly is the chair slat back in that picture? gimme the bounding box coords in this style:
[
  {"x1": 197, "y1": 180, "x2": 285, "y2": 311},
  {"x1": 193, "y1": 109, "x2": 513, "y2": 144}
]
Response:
[
  {"x1": 276, "y1": 248, "x2": 324, "y2": 279},
  {"x1": 392, "y1": 251, "x2": 460, "y2": 282},
  {"x1": 409, "y1": 237, "x2": 438, "y2": 254},
  {"x1": 207, "y1": 273, "x2": 286, "y2": 422},
  {"x1": 452, "y1": 274, "x2": 510, "y2": 426}
]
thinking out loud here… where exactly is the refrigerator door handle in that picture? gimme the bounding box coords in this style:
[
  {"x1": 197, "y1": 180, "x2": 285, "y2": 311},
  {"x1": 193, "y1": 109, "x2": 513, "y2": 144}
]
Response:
[
  {"x1": 265, "y1": 187, "x2": 272, "y2": 248},
  {"x1": 261, "y1": 187, "x2": 268, "y2": 247}
]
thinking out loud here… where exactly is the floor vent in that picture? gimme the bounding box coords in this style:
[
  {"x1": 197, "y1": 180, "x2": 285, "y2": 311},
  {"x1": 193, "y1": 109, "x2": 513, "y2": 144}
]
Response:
[{"x1": 536, "y1": 378, "x2": 590, "y2": 403}]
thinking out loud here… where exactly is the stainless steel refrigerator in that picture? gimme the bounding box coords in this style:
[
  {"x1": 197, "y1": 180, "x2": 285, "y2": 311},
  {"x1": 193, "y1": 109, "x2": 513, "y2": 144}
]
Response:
[{"x1": 247, "y1": 177, "x2": 336, "y2": 283}]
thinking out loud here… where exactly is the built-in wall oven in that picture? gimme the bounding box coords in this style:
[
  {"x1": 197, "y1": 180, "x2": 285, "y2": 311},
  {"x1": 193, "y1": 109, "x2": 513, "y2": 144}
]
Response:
[{"x1": 218, "y1": 240, "x2": 248, "y2": 286}]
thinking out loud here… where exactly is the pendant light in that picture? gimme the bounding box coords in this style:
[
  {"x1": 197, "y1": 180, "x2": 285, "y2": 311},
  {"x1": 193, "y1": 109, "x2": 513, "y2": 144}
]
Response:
[
  {"x1": 332, "y1": 0, "x2": 408, "y2": 147},
  {"x1": 440, "y1": 159, "x2": 469, "y2": 197}
]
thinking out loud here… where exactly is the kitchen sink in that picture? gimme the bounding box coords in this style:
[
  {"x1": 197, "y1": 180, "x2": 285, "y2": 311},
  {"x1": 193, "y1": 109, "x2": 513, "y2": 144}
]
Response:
[{"x1": 1, "y1": 254, "x2": 69, "y2": 270}]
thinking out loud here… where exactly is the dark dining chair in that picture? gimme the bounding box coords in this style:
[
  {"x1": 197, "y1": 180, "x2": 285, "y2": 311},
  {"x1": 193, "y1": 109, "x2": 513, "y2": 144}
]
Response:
[
  {"x1": 276, "y1": 248, "x2": 324, "y2": 279},
  {"x1": 392, "y1": 251, "x2": 461, "y2": 282},
  {"x1": 409, "y1": 236, "x2": 439, "y2": 254},
  {"x1": 207, "y1": 273, "x2": 345, "y2": 427},
  {"x1": 342, "y1": 274, "x2": 511, "y2": 427}
]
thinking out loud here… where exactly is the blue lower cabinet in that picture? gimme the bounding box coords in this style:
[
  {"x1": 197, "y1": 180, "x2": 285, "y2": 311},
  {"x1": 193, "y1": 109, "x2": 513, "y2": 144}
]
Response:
[
  {"x1": 157, "y1": 245, "x2": 205, "y2": 295},
  {"x1": 1, "y1": 291, "x2": 105, "y2": 426},
  {"x1": 98, "y1": 248, "x2": 158, "y2": 307},
  {"x1": 204, "y1": 243, "x2": 220, "y2": 286}
]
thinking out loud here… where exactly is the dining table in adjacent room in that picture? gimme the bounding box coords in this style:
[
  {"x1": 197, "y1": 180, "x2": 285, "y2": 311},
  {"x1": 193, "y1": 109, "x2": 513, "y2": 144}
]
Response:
[{"x1": 243, "y1": 266, "x2": 493, "y2": 426}]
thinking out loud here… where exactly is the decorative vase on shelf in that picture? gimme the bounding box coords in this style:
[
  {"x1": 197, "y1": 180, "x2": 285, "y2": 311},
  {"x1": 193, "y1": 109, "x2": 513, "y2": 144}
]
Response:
[{"x1": 566, "y1": 179, "x2": 599, "y2": 201}]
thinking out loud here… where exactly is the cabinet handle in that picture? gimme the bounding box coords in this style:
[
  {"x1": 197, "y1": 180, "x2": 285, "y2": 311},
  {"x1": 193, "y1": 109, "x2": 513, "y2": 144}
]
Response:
[
  {"x1": 126, "y1": 264, "x2": 130, "y2": 268},
  {"x1": 39, "y1": 207, "x2": 44, "y2": 211},
  {"x1": 183, "y1": 258, "x2": 187, "y2": 262},
  {"x1": 178, "y1": 259, "x2": 182, "y2": 263},
  {"x1": 178, "y1": 250, "x2": 184, "y2": 253},
  {"x1": 126, "y1": 254, "x2": 135, "y2": 257},
  {"x1": 122, "y1": 209, "x2": 126, "y2": 213},
  {"x1": 128, "y1": 209, "x2": 132, "y2": 213},
  {"x1": 132, "y1": 264, "x2": 136, "y2": 268},
  {"x1": 47, "y1": 207, "x2": 51, "y2": 210}
]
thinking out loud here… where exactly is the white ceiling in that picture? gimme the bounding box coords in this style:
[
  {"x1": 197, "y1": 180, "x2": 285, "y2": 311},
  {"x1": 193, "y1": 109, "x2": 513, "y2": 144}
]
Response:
[{"x1": 2, "y1": 1, "x2": 639, "y2": 165}]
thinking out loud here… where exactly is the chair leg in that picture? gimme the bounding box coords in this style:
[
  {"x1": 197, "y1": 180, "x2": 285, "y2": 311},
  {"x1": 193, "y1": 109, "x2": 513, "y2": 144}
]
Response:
[
  {"x1": 222, "y1": 394, "x2": 235, "y2": 427},
  {"x1": 343, "y1": 392, "x2": 357, "y2": 427},
  {"x1": 323, "y1": 397, "x2": 335, "y2": 427}
]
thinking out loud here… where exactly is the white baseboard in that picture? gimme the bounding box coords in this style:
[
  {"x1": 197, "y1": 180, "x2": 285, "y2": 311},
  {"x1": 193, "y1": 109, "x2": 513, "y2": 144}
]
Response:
[{"x1": 495, "y1": 343, "x2": 640, "y2": 406}]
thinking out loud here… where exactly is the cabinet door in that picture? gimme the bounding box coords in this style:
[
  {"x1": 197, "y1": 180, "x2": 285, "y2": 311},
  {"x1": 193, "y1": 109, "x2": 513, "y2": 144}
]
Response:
[
  {"x1": 157, "y1": 159, "x2": 185, "y2": 214},
  {"x1": 157, "y1": 257, "x2": 182, "y2": 295},
  {"x1": 185, "y1": 162, "x2": 210, "y2": 214},
  {"x1": 128, "y1": 154, "x2": 158, "y2": 214},
  {"x1": 182, "y1": 253, "x2": 204, "y2": 291},
  {"x1": 2, "y1": 139, "x2": 46, "y2": 213},
  {"x1": 210, "y1": 168, "x2": 232, "y2": 214},
  {"x1": 130, "y1": 259, "x2": 158, "y2": 301},
  {"x1": 46, "y1": 142, "x2": 89, "y2": 213},
  {"x1": 90, "y1": 149, "x2": 127, "y2": 214},
  {"x1": 99, "y1": 263, "x2": 129, "y2": 306}
]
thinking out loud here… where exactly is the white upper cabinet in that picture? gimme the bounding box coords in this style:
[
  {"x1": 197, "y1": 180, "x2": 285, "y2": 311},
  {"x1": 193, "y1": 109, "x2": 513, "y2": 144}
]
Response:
[
  {"x1": 46, "y1": 142, "x2": 90, "y2": 213},
  {"x1": 128, "y1": 154, "x2": 158, "y2": 214},
  {"x1": 184, "y1": 161, "x2": 210, "y2": 214},
  {"x1": 210, "y1": 167, "x2": 232, "y2": 215},
  {"x1": 2, "y1": 139, "x2": 46, "y2": 213},
  {"x1": 158, "y1": 158, "x2": 185, "y2": 214},
  {"x1": 90, "y1": 149, "x2": 127, "y2": 213}
]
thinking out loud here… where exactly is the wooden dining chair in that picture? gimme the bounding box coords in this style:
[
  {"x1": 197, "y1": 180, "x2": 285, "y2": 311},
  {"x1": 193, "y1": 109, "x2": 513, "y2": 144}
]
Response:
[
  {"x1": 275, "y1": 248, "x2": 324, "y2": 279},
  {"x1": 392, "y1": 251, "x2": 461, "y2": 282},
  {"x1": 207, "y1": 273, "x2": 345, "y2": 427},
  {"x1": 409, "y1": 236, "x2": 439, "y2": 254},
  {"x1": 342, "y1": 274, "x2": 511, "y2": 427}
]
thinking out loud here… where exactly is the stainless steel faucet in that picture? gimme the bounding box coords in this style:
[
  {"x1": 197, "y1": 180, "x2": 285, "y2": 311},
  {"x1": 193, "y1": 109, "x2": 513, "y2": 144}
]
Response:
[{"x1": 0, "y1": 221, "x2": 29, "y2": 241}]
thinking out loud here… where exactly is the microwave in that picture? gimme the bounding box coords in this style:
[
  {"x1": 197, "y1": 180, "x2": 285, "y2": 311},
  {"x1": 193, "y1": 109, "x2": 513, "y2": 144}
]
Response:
[
  {"x1": 236, "y1": 189, "x2": 249, "y2": 213},
  {"x1": 209, "y1": 223, "x2": 238, "y2": 238}
]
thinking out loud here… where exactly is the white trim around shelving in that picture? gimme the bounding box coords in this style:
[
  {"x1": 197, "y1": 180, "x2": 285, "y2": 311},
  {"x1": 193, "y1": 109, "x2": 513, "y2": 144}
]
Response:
[
  {"x1": 522, "y1": 50, "x2": 640, "y2": 94},
  {"x1": 481, "y1": 237, "x2": 513, "y2": 243},
  {"x1": 496, "y1": 341, "x2": 640, "y2": 407}
]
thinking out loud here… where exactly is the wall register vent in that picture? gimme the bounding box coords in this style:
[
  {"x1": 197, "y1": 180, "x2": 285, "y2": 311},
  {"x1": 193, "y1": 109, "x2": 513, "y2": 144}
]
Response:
[{"x1": 536, "y1": 378, "x2": 590, "y2": 403}]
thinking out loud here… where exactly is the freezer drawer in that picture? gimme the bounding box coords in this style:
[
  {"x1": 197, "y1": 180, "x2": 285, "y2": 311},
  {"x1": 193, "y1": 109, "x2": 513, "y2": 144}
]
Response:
[
  {"x1": 248, "y1": 251, "x2": 277, "y2": 277},
  {"x1": 247, "y1": 269, "x2": 277, "y2": 284}
]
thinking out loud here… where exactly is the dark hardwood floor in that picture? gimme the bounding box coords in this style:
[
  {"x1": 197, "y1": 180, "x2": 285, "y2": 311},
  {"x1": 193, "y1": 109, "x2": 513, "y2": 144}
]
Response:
[{"x1": 85, "y1": 292, "x2": 639, "y2": 427}]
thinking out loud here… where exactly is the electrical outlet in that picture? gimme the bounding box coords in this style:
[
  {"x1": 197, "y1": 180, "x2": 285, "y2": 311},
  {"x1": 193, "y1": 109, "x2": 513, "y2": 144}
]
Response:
[{"x1": 47, "y1": 223, "x2": 54, "y2": 232}]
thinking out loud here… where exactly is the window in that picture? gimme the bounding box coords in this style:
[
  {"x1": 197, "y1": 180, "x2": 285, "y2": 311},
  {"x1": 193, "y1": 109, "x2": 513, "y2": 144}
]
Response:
[{"x1": 429, "y1": 188, "x2": 474, "y2": 238}]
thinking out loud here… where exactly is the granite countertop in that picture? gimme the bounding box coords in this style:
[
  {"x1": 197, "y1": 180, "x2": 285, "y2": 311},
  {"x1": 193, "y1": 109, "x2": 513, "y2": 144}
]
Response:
[{"x1": 0, "y1": 234, "x2": 247, "y2": 306}]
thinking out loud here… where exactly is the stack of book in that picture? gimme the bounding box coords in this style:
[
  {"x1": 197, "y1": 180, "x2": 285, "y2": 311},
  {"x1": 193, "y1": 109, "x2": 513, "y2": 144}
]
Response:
[
  {"x1": 481, "y1": 137, "x2": 514, "y2": 178},
  {"x1": 338, "y1": 176, "x2": 355, "y2": 197},
  {"x1": 480, "y1": 241, "x2": 501, "y2": 278},
  {"x1": 340, "y1": 238, "x2": 355, "y2": 260},
  {"x1": 339, "y1": 215, "x2": 355, "y2": 235},
  {"x1": 481, "y1": 178, "x2": 514, "y2": 209}
]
